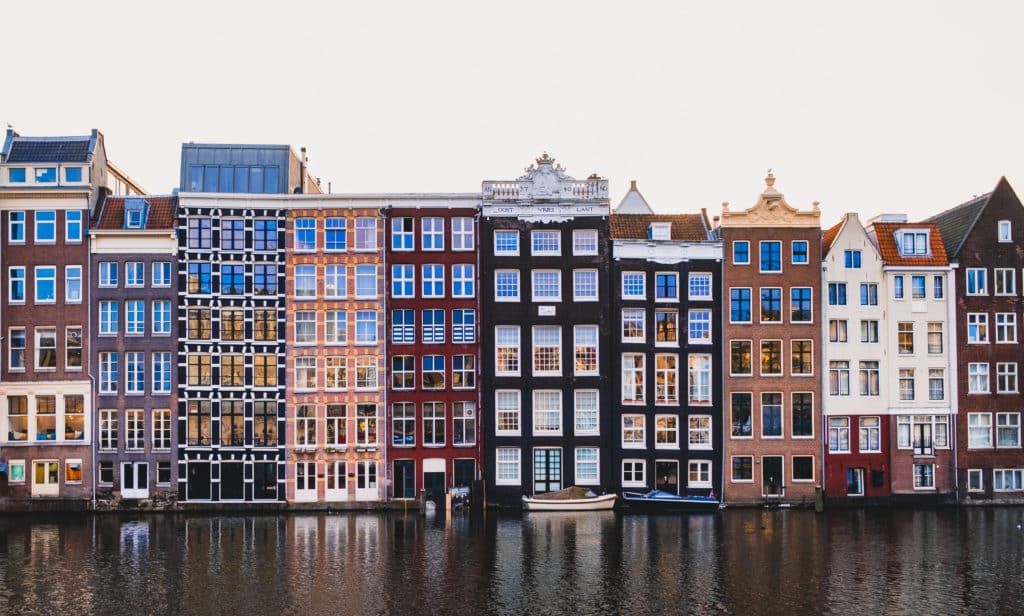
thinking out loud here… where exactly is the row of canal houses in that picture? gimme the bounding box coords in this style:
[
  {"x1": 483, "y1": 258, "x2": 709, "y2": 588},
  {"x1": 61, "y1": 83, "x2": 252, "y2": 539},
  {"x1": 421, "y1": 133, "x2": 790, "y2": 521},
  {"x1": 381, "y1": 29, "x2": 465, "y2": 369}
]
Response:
[{"x1": 0, "y1": 128, "x2": 1022, "y2": 510}]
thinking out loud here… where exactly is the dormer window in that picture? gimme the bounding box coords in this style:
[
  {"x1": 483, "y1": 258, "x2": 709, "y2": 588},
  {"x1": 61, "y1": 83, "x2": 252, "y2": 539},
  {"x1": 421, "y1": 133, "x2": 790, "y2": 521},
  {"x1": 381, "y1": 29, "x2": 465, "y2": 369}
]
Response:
[
  {"x1": 998, "y1": 220, "x2": 1012, "y2": 242},
  {"x1": 899, "y1": 231, "x2": 929, "y2": 256},
  {"x1": 648, "y1": 223, "x2": 671, "y2": 241},
  {"x1": 123, "y1": 198, "x2": 150, "y2": 229}
]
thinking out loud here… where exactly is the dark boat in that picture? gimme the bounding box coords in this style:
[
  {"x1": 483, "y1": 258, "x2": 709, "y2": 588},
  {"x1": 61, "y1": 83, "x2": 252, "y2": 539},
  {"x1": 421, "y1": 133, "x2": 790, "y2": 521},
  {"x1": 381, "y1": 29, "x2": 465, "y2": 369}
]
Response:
[{"x1": 620, "y1": 490, "x2": 721, "y2": 512}]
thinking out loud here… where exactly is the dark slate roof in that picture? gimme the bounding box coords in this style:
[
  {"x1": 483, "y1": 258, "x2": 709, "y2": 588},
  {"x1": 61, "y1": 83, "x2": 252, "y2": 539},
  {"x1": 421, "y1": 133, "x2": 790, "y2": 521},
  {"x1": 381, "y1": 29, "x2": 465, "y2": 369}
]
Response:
[
  {"x1": 94, "y1": 196, "x2": 178, "y2": 231},
  {"x1": 924, "y1": 193, "x2": 990, "y2": 258},
  {"x1": 6, "y1": 137, "x2": 94, "y2": 163},
  {"x1": 610, "y1": 213, "x2": 710, "y2": 241}
]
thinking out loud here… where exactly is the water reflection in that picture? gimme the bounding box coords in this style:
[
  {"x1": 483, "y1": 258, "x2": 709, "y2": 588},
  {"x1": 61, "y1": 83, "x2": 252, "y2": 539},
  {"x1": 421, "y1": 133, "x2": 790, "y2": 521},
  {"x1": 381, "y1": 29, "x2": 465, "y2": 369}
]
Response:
[{"x1": 0, "y1": 509, "x2": 1022, "y2": 615}]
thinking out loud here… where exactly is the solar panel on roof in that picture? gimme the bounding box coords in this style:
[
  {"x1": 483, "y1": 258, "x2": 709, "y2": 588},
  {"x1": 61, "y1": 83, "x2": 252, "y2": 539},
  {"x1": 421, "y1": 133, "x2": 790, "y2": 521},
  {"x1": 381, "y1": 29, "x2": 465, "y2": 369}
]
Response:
[{"x1": 6, "y1": 139, "x2": 91, "y2": 163}]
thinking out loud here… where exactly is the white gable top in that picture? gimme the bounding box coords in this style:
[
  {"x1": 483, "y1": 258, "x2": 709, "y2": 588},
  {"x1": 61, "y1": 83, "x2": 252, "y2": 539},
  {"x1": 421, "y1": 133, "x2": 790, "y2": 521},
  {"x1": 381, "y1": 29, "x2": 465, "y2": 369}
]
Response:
[{"x1": 615, "y1": 180, "x2": 654, "y2": 214}]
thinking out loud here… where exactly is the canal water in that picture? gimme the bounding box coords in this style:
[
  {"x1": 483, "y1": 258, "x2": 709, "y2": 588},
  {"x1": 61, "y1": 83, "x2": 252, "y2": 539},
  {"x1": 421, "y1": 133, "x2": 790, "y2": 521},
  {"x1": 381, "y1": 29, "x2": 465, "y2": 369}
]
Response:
[{"x1": 1, "y1": 508, "x2": 1022, "y2": 616}]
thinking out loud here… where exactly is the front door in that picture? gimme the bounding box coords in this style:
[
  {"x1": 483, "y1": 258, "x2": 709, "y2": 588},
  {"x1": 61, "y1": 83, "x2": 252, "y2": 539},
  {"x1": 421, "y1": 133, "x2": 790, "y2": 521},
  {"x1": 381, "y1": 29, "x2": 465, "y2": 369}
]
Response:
[
  {"x1": 847, "y1": 468, "x2": 865, "y2": 496},
  {"x1": 31, "y1": 461, "x2": 59, "y2": 497},
  {"x1": 762, "y1": 456, "x2": 784, "y2": 497},
  {"x1": 326, "y1": 461, "x2": 347, "y2": 501},
  {"x1": 295, "y1": 461, "x2": 317, "y2": 501},
  {"x1": 453, "y1": 459, "x2": 475, "y2": 488},
  {"x1": 121, "y1": 462, "x2": 150, "y2": 500},
  {"x1": 220, "y1": 462, "x2": 244, "y2": 501},
  {"x1": 533, "y1": 448, "x2": 562, "y2": 493},
  {"x1": 913, "y1": 421, "x2": 933, "y2": 455},
  {"x1": 655, "y1": 460, "x2": 679, "y2": 494},
  {"x1": 393, "y1": 460, "x2": 415, "y2": 499},
  {"x1": 424, "y1": 471, "x2": 445, "y2": 503},
  {"x1": 356, "y1": 460, "x2": 378, "y2": 501},
  {"x1": 187, "y1": 462, "x2": 211, "y2": 501}
]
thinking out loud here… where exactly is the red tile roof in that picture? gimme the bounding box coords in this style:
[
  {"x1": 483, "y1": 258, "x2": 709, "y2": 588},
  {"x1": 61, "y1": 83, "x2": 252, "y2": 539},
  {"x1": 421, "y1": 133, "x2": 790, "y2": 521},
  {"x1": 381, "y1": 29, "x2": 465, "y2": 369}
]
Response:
[
  {"x1": 870, "y1": 222, "x2": 948, "y2": 266},
  {"x1": 610, "y1": 213, "x2": 709, "y2": 241},
  {"x1": 822, "y1": 219, "x2": 843, "y2": 255},
  {"x1": 94, "y1": 195, "x2": 177, "y2": 230}
]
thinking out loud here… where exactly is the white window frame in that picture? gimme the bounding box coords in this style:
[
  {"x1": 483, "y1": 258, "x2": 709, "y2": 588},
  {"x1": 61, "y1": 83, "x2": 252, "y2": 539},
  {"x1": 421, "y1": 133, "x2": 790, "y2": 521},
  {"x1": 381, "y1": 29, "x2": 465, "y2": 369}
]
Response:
[
  {"x1": 621, "y1": 271, "x2": 645, "y2": 299},
  {"x1": 574, "y1": 447, "x2": 600, "y2": 485},
  {"x1": 531, "y1": 269, "x2": 562, "y2": 303},
  {"x1": 573, "y1": 390, "x2": 599, "y2": 436},
  {"x1": 493, "y1": 230, "x2": 519, "y2": 256},
  {"x1": 494, "y1": 269, "x2": 520, "y2": 302},
  {"x1": 532, "y1": 390, "x2": 562, "y2": 436},
  {"x1": 452, "y1": 217, "x2": 474, "y2": 251},
  {"x1": 572, "y1": 269, "x2": 598, "y2": 302},
  {"x1": 495, "y1": 448, "x2": 521, "y2": 485},
  {"x1": 572, "y1": 229, "x2": 598, "y2": 256},
  {"x1": 495, "y1": 390, "x2": 521, "y2": 436},
  {"x1": 531, "y1": 230, "x2": 561, "y2": 256}
]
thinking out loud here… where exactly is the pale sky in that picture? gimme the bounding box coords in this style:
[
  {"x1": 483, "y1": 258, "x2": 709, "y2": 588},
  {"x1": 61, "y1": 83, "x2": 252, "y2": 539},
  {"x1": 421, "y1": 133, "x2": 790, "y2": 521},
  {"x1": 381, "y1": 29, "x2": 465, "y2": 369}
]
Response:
[{"x1": 3, "y1": 1, "x2": 1023, "y2": 224}]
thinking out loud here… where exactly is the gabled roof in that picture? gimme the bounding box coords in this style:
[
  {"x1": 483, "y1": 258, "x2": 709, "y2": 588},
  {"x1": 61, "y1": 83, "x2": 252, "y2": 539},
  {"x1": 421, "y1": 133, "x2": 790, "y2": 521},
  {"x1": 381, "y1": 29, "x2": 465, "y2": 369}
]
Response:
[
  {"x1": 822, "y1": 219, "x2": 844, "y2": 254},
  {"x1": 870, "y1": 222, "x2": 948, "y2": 266},
  {"x1": 614, "y1": 180, "x2": 654, "y2": 214},
  {"x1": 610, "y1": 213, "x2": 710, "y2": 241},
  {"x1": 925, "y1": 177, "x2": 1014, "y2": 258},
  {"x1": 93, "y1": 195, "x2": 177, "y2": 231},
  {"x1": 2, "y1": 129, "x2": 98, "y2": 163}
]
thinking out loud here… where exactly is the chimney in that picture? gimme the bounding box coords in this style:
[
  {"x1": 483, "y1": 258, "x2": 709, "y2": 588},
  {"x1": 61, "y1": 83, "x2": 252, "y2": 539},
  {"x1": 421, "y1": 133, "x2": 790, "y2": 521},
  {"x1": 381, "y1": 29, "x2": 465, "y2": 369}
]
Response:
[{"x1": 630, "y1": 179, "x2": 637, "y2": 191}]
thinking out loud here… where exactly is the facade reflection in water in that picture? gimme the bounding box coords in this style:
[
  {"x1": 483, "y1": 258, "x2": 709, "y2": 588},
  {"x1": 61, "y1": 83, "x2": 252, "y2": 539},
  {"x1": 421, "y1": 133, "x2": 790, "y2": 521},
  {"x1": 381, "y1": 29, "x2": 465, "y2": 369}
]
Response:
[{"x1": 0, "y1": 510, "x2": 1023, "y2": 615}]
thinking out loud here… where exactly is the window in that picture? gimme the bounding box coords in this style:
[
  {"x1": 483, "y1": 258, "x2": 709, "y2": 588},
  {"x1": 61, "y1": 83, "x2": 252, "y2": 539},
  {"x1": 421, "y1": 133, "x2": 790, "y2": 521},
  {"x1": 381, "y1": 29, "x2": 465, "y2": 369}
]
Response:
[
  {"x1": 253, "y1": 264, "x2": 278, "y2": 296},
  {"x1": 761, "y1": 393, "x2": 782, "y2": 437},
  {"x1": 355, "y1": 264, "x2": 377, "y2": 298},
  {"x1": 995, "y1": 268, "x2": 1016, "y2": 295},
  {"x1": 355, "y1": 310, "x2": 378, "y2": 344},
  {"x1": 575, "y1": 448, "x2": 599, "y2": 484},
  {"x1": 893, "y1": 275, "x2": 904, "y2": 299},
  {"x1": 532, "y1": 326, "x2": 561, "y2": 375},
  {"x1": 791, "y1": 288, "x2": 812, "y2": 322},
  {"x1": 929, "y1": 368, "x2": 945, "y2": 401},
  {"x1": 730, "y1": 288, "x2": 752, "y2": 322},
  {"x1": 900, "y1": 231, "x2": 929, "y2": 256},
  {"x1": 733, "y1": 241, "x2": 750, "y2": 264},
  {"x1": 391, "y1": 217, "x2": 414, "y2": 250},
  {"x1": 100, "y1": 352, "x2": 118, "y2": 393},
  {"x1": 968, "y1": 363, "x2": 989, "y2": 394},
  {"x1": 9, "y1": 328, "x2": 25, "y2": 370},
  {"x1": 217, "y1": 354, "x2": 243, "y2": 387},
  {"x1": 968, "y1": 469, "x2": 984, "y2": 492},
  {"x1": 927, "y1": 322, "x2": 943, "y2": 354},
  {"x1": 622, "y1": 308, "x2": 645, "y2": 342},
  {"x1": 533, "y1": 391, "x2": 562, "y2": 435},
  {"x1": 64, "y1": 396, "x2": 84, "y2": 441},
  {"x1": 622, "y1": 415, "x2": 646, "y2": 448},
  {"x1": 760, "y1": 287, "x2": 782, "y2": 322},
  {"x1": 495, "y1": 448, "x2": 521, "y2": 485},
  {"x1": 655, "y1": 273, "x2": 678, "y2": 301},
  {"x1": 186, "y1": 261, "x2": 212, "y2": 294},
  {"x1": 294, "y1": 265, "x2": 316, "y2": 298},
  {"x1": 495, "y1": 390, "x2": 521, "y2": 435},
  {"x1": 689, "y1": 415, "x2": 712, "y2": 450},
  {"x1": 859, "y1": 283, "x2": 878, "y2": 306},
  {"x1": 187, "y1": 218, "x2": 212, "y2": 249},
  {"x1": 126, "y1": 300, "x2": 145, "y2": 335},
  {"x1": 574, "y1": 390, "x2": 599, "y2": 435},
  {"x1": 218, "y1": 219, "x2": 244, "y2": 251},
  {"x1": 622, "y1": 272, "x2": 645, "y2": 299},
  {"x1": 254, "y1": 354, "x2": 278, "y2": 387},
  {"x1": 453, "y1": 309, "x2": 475, "y2": 344},
  {"x1": 967, "y1": 313, "x2": 990, "y2": 344},
  {"x1": 125, "y1": 352, "x2": 145, "y2": 394},
  {"x1": 217, "y1": 308, "x2": 242, "y2": 341},
  {"x1": 994, "y1": 469, "x2": 1024, "y2": 492},
  {"x1": 125, "y1": 409, "x2": 145, "y2": 450},
  {"x1": 152, "y1": 352, "x2": 172, "y2": 393},
  {"x1": 9, "y1": 211, "x2": 25, "y2": 242},
  {"x1": 323, "y1": 217, "x2": 347, "y2": 251},
  {"x1": 859, "y1": 361, "x2": 880, "y2": 396},
  {"x1": 34, "y1": 327, "x2": 56, "y2": 369},
  {"x1": 217, "y1": 264, "x2": 242, "y2": 295},
  {"x1": 968, "y1": 414, "x2": 993, "y2": 449},
  {"x1": 860, "y1": 320, "x2": 879, "y2": 343},
  {"x1": 844, "y1": 250, "x2": 861, "y2": 268},
  {"x1": 731, "y1": 456, "x2": 754, "y2": 482},
  {"x1": 452, "y1": 264, "x2": 475, "y2": 298},
  {"x1": 829, "y1": 417, "x2": 851, "y2": 453},
  {"x1": 572, "y1": 230, "x2": 598, "y2": 255},
  {"x1": 934, "y1": 275, "x2": 944, "y2": 299},
  {"x1": 997, "y1": 412, "x2": 1021, "y2": 448},
  {"x1": 294, "y1": 405, "x2": 317, "y2": 447},
  {"x1": 654, "y1": 354, "x2": 678, "y2": 405},
  {"x1": 760, "y1": 340, "x2": 782, "y2": 376},
  {"x1": 791, "y1": 340, "x2": 813, "y2": 376},
  {"x1": 422, "y1": 217, "x2": 444, "y2": 250},
  {"x1": 325, "y1": 356, "x2": 348, "y2": 390},
  {"x1": 9, "y1": 267, "x2": 25, "y2": 302},
  {"x1": 898, "y1": 322, "x2": 914, "y2": 354},
  {"x1": 423, "y1": 403, "x2": 445, "y2": 445},
  {"x1": 688, "y1": 354, "x2": 712, "y2": 405},
  {"x1": 422, "y1": 355, "x2": 445, "y2": 390},
  {"x1": 914, "y1": 464, "x2": 935, "y2": 489},
  {"x1": 573, "y1": 269, "x2": 598, "y2": 301},
  {"x1": 730, "y1": 340, "x2": 752, "y2": 376},
  {"x1": 996, "y1": 313, "x2": 1018, "y2": 343},
  {"x1": 652, "y1": 414, "x2": 678, "y2": 449},
  {"x1": 689, "y1": 273, "x2": 712, "y2": 300},
  {"x1": 99, "y1": 301, "x2": 119, "y2": 336},
  {"x1": 35, "y1": 266, "x2": 56, "y2": 303},
  {"x1": 574, "y1": 326, "x2": 598, "y2": 375},
  {"x1": 999, "y1": 220, "x2": 1012, "y2": 242},
  {"x1": 60, "y1": 326, "x2": 82, "y2": 370},
  {"x1": 733, "y1": 390, "x2": 757, "y2": 433},
  {"x1": 422, "y1": 264, "x2": 444, "y2": 298},
  {"x1": 453, "y1": 402, "x2": 476, "y2": 445},
  {"x1": 453, "y1": 355, "x2": 475, "y2": 389},
  {"x1": 689, "y1": 310, "x2": 712, "y2": 343},
  {"x1": 294, "y1": 311, "x2": 317, "y2": 345},
  {"x1": 829, "y1": 361, "x2": 850, "y2": 396},
  {"x1": 35, "y1": 211, "x2": 56, "y2": 243},
  {"x1": 531, "y1": 230, "x2": 560, "y2": 255},
  {"x1": 494, "y1": 230, "x2": 519, "y2": 255},
  {"x1": 532, "y1": 270, "x2": 561, "y2": 302},
  {"x1": 828, "y1": 282, "x2": 847, "y2": 306},
  {"x1": 65, "y1": 266, "x2": 82, "y2": 302},
  {"x1": 998, "y1": 362, "x2": 1019, "y2": 394},
  {"x1": 966, "y1": 268, "x2": 987, "y2": 295},
  {"x1": 355, "y1": 217, "x2": 377, "y2": 251},
  {"x1": 254, "y1": 401, "x2": 277, "y2": 447},
  {"x1": 792, "y1": 457, "x2": 815, "y2": 482},
  {"x1": 355, "y1": 358, "x2": 377, "y2": 390},
  {"x1": 187, "y1": 308, "x2": 211, "y2": 340},
  {"x1": 614, "y1": 350, "x2": 648, "y2": 405},
  {"x1": 792, "y1": 240, "x2": 809, "y2": 264},
  {"x1": 911, "y1": 275, "x2": 927, "y2": 299},
  {"x1": 828, "y1": 319, "x2": 848, "y2": 343},
  {"x1": 899, "y1": 368, "x2": 915, "y2": 400},
  {"x1": 254, "y1": 219, "x2": 278, "y2": 251},
  {"x1": 760, "y1": 241, "x2": 782, "y2": 272},
  {"x1": 655, "y1": 310, "x2": 679, "y2": 345},
  {"x1": 187, "y1": 353, "x2": 212, "y2": 386},
  {"x1": 99, "y1": 409, "x2": 118, "y2": 450},
  {"x1": 422, "y1": 309, "x2": 444, "y2": 344},
  {"x1": 494, "y1": 270, "x2": 520, "y2": 301},
  {"x1": 391, "y1": 402, "x2": 414, "y2": 446},
  {"x1": 452, "y1": 217, "x2": 474, "y2": 250},
  {"x1": 495, "y1": 326, "x2": 520, "y2": 375},
  {"x1": 65, "y1": 210, "x2": 85, "y2": 242},
  {"x1": 294, "y1": 218, "x2": 316, "y2": 251}
]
